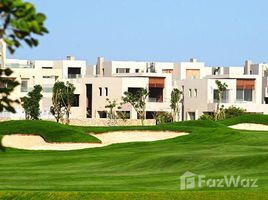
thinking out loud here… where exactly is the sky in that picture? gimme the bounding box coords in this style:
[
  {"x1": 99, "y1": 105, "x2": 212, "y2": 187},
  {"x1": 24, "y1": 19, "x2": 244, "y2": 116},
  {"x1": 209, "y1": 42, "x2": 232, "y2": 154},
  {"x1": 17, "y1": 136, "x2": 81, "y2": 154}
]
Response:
[{"x1": 11, "y1": 0, "x2": 268, "y2": 66}]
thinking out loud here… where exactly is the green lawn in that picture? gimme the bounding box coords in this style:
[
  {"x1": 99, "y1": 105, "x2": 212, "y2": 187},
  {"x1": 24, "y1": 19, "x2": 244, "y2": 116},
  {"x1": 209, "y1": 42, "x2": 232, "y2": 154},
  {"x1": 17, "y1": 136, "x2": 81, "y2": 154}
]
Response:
[
  {"x1": 0, "y1": 115, "x2": 267, "y2": 200},
  {"x1": 0, "y1": 120, "x2": 100, "y2": 143}
]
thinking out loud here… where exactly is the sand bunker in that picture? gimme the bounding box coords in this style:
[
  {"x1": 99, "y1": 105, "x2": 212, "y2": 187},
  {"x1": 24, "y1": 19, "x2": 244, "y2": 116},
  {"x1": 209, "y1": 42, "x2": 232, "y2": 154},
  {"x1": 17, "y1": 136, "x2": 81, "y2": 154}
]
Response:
[
  {"x1": 1, "y1": 131, "x2": 189, "y2": 151},
  {"x1": 229, "y1": 123, "x2": 268, "y2": 131}
]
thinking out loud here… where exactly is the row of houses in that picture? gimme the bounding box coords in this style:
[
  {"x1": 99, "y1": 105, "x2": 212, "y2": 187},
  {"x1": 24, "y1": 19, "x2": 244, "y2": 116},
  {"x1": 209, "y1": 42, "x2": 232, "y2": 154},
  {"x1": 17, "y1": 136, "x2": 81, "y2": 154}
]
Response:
[{"x1": 1, "y1": 40, "x2": 268, "y2": 121}]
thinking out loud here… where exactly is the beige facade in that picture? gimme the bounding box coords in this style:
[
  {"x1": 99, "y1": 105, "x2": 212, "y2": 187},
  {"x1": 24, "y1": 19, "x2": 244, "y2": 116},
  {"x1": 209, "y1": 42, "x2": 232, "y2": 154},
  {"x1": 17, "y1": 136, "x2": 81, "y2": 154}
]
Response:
[{"x1": 1, "y1": 39, "x2": 268, "y2": 121}]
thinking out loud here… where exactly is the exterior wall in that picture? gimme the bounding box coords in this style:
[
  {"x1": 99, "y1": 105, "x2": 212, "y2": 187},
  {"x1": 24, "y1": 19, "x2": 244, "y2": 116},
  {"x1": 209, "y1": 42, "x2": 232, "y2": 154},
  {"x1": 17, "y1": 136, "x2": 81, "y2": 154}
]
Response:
[
  {"x1": 86, "y1": 64, "x2": 96, "y2": 77},
  {"x1": 104, "y1": 60, "x2": 174, "y2": 76},
  {"x1": 68, "y1": 75, "x2": 172, "y2": 120},
  {"x1": 173, "y1": 60, "x2": 205, "y2": 81},
  {"x1": 1, "y1": 59, "x2": 62, "y2": 119},
  {"x1": 64, "y1": 119, "x2": 156, "y2": 126},
  {"x1": 65, "y1": 77, "x2": 123, "y2": 120},
  {"x1": 53, "y1": 59, "x2": 86, "y2": 79},
  {"x1": 178, "y1": 79, "x2": 208, "y2": 120},
  {"x1": 2, "y1": 41, "x2": 268, "y2": 123}
]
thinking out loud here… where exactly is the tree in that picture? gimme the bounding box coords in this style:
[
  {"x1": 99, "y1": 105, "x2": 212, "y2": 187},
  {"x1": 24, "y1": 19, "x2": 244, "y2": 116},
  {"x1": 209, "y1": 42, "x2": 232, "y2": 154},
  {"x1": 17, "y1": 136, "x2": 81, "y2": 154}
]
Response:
[
  {"x1": 50, "y1": 81, "x2": 76, "y2": 124},
  {"x1": 64, "y1": 82, "x2": 75, "y2": 125},
  {"x1": 122, "y1": 88, "x2": 149, "y2": 126},
  {"x1": 224, "y1": 106, "x2": 246, "y2": 119},
  {"x1": 21, "y1": 85, "x2": 42, "y2": 120},
  {"x1": 170, "y1": 88, "x2": 183, "y2": 122},
  {"x1": 105, "y1": 98, "x2": 124, "y2": 126},
  {"x1": 0, "y1": 69, "x2": 19, "y2": 113},
  {"x1": 155, "y1": 112, "x2": 173, "y2": 125},
  {"x1": 0, "y1": 0, "x2": 48, "y2": 113},
  {"x1": 50, "y1": 82, "x2": 65, "y2": 123},
  {"x1": 105, "y1": 98, "x2": 118, "y2": 120},
  {"x1": 0, "y1": 0, "x2": 48, "y2": 53},
  {"x1": 214, "y1": 80, "x2": 228, "y2": 120}
]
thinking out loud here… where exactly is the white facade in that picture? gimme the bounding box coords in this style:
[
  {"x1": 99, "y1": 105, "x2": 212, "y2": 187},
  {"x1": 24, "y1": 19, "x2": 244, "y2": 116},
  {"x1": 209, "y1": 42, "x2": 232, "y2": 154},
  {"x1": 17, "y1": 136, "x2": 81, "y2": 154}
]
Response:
[
  {"x1": 1, "y1": 39, "x2": 268, "y2": 121},
  {"x1": 176, "y1": 61, "x2": 268, "y2": 120}
]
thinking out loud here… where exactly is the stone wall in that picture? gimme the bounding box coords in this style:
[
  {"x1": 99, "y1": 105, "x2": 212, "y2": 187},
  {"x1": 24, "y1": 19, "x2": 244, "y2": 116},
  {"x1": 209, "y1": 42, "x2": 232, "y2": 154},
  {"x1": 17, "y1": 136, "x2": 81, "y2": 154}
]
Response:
[
  {"x1": 0, "y1": 118, "x2": 156, "y2": 126},
  {"x1": 66, "y1": 119, "x2": 156, "y2": 126}
]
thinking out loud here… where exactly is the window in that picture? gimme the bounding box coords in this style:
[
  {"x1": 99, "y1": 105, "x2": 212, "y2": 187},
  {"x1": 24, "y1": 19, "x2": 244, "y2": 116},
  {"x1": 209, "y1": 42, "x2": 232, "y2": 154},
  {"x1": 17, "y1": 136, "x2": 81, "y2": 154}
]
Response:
[
  {"x1": 162, "y1": 69, "x2": 173, "y2": 73},
  {"x1": 146, "y1": 111, "x2": 156, "y2": 119},
  {"x1": 188, "y1": 112, "x2": 196, "y2": 120},
  {"x1": 236, "y1": 89, "x2": 253, "y2": 102},
  {"x1": 189, "y1": 89, "x2": 192, "y2": 97},
  {"x1": 213, "y1": 89, "x2": 229, "y2": 103},
  {"x1": 149, "y1": 88, "x2": 163, "y2": 102},
  {"x1": 135, "y1": 69, "x2": 139, "y2": 73},
  {"x1": 116, "y1": 68, "x2": 130, "y2": 73},
  {"x1": 116, "y1": 111, "x2": 130, "y2": 119},
  {"x1": 72, "y1": 94, "x2": 80, "y2": 107},
  {"x1": 21, "y1": 79, "x2": 29, "y2": 92},
  {"x1": 128, "y1": 87, "x2": 142, "y2": 95},
  {"x1": 43, "y1": 76, "x2": 54, "y2": 78},
  {"x1": 68, "y1": 67, "x2": 81, "y2": 78},
  {"x1": 42, "y1": 67, "x2": 52, "y2": 69},
  {"x1": 0, "y1": 79, "x2": 8, "y2": 88},
  {"x1": 236, "y1": 89, "x2": 243, "y2": 101},
  {"x1": 99, "y1": 87, "x2": 102, "y2": 96},
  {"x1": 244, "y1": 89, "x2": 253, "y2": 101},
  {"x1": 105, "y1": 87, "x2": 108, "y2": 96},
  {"x1": 194, "y1": 89, "x2": 197, "y2": 97},
  {"x1": 98, "y1": 111, "x2": 107, "y2": 118}
]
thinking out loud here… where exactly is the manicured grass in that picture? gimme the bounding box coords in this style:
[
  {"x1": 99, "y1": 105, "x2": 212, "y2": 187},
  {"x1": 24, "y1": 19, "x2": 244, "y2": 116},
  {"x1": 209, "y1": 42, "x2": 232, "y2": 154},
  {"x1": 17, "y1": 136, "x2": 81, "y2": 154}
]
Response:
[
  {"x1": 0, "y1": 120, "x2": 100, "y2": 143},
  {"x1": 0, "y1": 191, "x2": 267, "y2": 200},
  {"x1": 220, "y1": 114, "x2": 268, "y2": 126},
  {"x1": 0, "y1": 116, "x2": 267, "y2": 199}
]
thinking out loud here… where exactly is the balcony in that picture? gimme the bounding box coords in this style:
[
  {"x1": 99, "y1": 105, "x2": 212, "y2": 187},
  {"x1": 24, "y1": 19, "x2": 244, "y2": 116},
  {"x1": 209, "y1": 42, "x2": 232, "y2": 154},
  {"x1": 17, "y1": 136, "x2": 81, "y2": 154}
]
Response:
[
  {"x1": 148, "y1": 97, "x2": 163, "y2": 103},
  {"x1": 208, "y1": 99, "x2": 254, "y2": 104},
  {"x1": 20, "y1": 87, "x2": 34, "y2": 93},
  {"x1": 20, "y1": 87, "x2": 28, "y2": 92},
  {"x1": 6, "y1": 63, "x2": 34, "y2": 69},
  {"x1": 43, "y1": 87, "x2": 53, "y2": 93},
  {"x1": 67, "y1": 74, "x2": 82, "y2": 79}
]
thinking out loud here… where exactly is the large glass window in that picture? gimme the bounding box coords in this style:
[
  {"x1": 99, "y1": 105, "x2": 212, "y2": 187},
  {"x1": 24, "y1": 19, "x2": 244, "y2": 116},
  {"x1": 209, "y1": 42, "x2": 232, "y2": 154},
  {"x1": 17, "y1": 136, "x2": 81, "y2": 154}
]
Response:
[
  {"x1": 68, "y1": 67, "x2": 81, "y2": 78},
  {"x1": 116, "y1": 68, "x2": 130, "y2": 73},
  {"x1": 72, "y1": 94, "x2": 80, "y2": 107},
  {"x1": 236, "y1": 89, "x2": 253, "y2": 102},
  {"x1": 213, "y1": 89, "x2": 229, "y2": 103},
  {"x1": 236, "y1": 89, "x2": 243, "y2": 101},
  {"x1": 244, "y1": 89, "x2": 253, "y2": 101},
  {"x1": 222, "y1": 90, "x2": 229, "y2": 103},
  {"x1": 21, "y1": 79, "x2": 29, "y2": 92},
  {"x1": 188, "y1": 112, "x2": 196, "y2": 120}
]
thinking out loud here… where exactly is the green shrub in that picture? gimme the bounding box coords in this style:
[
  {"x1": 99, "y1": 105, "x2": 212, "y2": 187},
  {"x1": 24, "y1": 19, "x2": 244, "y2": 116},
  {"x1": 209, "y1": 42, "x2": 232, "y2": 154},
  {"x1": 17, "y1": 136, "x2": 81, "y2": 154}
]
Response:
[
  {"x1": 155, "y1": 112, "x2": 173, "y2": 124},
  {"x1": 224, "y1": 106, "x2": 246, "y2": 119},
  {"x1": 199, "y1": 114, "x2": 214, "y2": 121},
  {"x1": 199, "y1": 106, "x2": 246, "y2": 121}
]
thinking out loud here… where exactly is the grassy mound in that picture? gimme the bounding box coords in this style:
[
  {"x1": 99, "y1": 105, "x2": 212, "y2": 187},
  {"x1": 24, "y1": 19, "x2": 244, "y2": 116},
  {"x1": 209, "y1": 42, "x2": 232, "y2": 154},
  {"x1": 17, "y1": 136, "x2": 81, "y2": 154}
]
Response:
[
  {"x1": 220, "y1": 114, "x2": 268, "y2": 126},
  {"x1": 0, "y1": 191, "x2": 267, "y2": 200},
  {"x1": 0, "y1": 115, "x2": 267, "y2": 199},
  {"x1": 0, "y1": 120, "x2": 100, "y2": 143}
]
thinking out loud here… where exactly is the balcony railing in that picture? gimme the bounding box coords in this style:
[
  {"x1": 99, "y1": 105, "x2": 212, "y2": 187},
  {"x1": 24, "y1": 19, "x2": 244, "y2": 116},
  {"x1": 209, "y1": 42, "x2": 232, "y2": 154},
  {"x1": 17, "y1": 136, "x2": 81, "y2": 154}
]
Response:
[
  {"x1": 208, "y1": 99, "x2": 254, "y2": 104},
  {"x1": 43, "y1": 87, "x2": 53, "y2": 93},
  {"x1": 20, "y1": 87, "x2": 28, "y2": 92},
  {"x1": 148, "y1": 97, "x2": 163, "y2": 103},
  {"x1": 6, "y1": 63, "x2": 34, "y2": 69},
  {"x1": 67, "y1": 74, "x2": 82, "y2": 79}
]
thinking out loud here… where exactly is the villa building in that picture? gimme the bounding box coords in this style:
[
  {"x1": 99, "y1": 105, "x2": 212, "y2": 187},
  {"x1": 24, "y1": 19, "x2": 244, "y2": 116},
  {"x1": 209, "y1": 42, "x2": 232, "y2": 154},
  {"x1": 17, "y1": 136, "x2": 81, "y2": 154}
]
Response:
[{"x1": 1, "y1": 40, "x2": 268, "y2": 121}]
